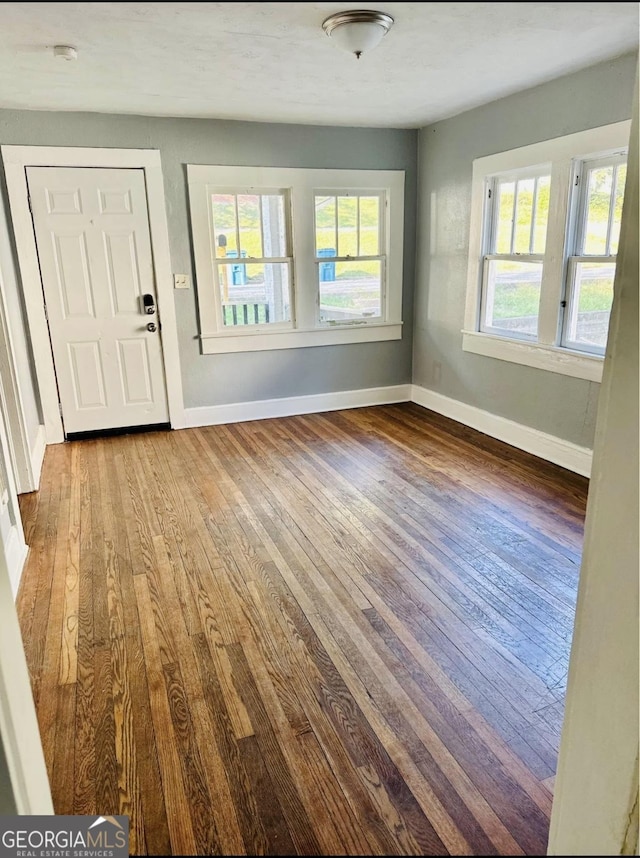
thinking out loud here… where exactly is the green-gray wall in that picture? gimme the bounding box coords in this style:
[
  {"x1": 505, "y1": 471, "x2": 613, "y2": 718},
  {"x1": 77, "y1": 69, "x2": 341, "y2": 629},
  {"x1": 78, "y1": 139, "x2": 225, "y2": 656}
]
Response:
[
  {"x1": 0, "y1": 114, "x2": 417, "y2": 410},
  {"x1": 414, "y1": 52, "x2": 637, "y2": 447}
]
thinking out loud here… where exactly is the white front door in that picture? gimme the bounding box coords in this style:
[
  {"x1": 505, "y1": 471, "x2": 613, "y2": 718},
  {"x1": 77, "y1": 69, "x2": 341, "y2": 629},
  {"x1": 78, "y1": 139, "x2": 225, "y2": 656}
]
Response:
[{"x1": 26, "y1": 167, "x2": 169, "y2": 435}]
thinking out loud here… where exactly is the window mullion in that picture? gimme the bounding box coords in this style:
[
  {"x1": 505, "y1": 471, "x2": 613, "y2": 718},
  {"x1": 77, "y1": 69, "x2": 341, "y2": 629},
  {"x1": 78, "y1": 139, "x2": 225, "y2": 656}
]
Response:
[
  {"x1": 604, "y1": 165, "x2": 617, "y2": 255},
  {"x1": 509, "y1": 181, "x2": 518, "y2": 253},
  {"x1": 234, "y1": 195, "x2": 241, "y2": 259},
  {"x1": 291, "y1": 184, "x2": 316, "y2": 329},
  {"x1": 529, "y1": 177, "x2": 538, "y2": 254},
  {"x1": 538, "y1": 157, "x2": 572, "y2": 346},
  {"x1": 258, "y1": 196, "x2": 267, "y2": 259}
]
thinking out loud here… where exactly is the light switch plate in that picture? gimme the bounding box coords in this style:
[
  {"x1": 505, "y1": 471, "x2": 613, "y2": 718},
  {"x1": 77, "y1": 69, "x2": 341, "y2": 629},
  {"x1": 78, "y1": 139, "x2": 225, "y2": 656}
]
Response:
[{"x1": 174, "y1": 274, "x2": 190, "y2": 289}]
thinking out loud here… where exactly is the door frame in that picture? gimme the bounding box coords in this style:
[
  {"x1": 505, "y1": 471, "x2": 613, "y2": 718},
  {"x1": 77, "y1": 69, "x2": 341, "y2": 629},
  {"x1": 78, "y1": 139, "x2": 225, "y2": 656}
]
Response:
[
  {"x1": 0, "y1": 257, "x2": 45, "y2": 493},
  {"x1": 2, "y1": 146, "x2": 185, "y2": 443}
]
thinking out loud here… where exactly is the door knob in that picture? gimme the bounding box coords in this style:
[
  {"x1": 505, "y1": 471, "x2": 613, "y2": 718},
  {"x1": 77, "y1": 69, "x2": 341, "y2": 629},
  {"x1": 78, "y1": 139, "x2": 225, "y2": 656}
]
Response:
[{"x1": 146, "y1": 322, "x2": 157, "y2": 333}]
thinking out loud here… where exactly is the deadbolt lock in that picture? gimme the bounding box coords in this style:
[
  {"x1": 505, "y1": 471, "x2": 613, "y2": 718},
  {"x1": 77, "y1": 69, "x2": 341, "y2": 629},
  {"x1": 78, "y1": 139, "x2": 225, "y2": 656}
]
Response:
[{"x1": 142, "y1": 293, "x2": 156, "y2": 315}]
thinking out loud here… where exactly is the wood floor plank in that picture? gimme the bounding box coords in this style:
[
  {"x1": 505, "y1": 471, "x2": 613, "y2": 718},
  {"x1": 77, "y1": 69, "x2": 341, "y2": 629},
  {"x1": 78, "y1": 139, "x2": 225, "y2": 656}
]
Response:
[
  {"x1": 59, "y1": 444, "x2": 80, "y2": 685},
  {"x1": 133, "y1": 573, "x2": 198, "y2": 857},
  {"x1": 17, "y1": 404, "x2": 587, "y2": 855},
  {"x1": 97, "y1": 442, "x2": 147, "y2": 854},
  {"x1": 73, "y1": 441, "x2": 97, "y2": 816},
  {"x1": 227, "y1": 641, "x2": 323, "y2": 856}
]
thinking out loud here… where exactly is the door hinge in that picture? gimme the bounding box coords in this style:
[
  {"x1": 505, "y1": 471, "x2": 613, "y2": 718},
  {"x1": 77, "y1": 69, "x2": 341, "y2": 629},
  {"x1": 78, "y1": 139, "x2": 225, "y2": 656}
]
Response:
[
  {"x1": 58, "y1": 402, "x2": 63, "y2": 416},
  {"x1": 43, "y1": 304, "x2": 49, "y2": 322},
  {"x1": 488, "y1": 188, "x2": 492, "y2": 199},
  {"x1": 574, "y1": 174, "x2": 580, "y2": 186},
  {"x1": 27, "y1": 194, "x2": 33, "y2": 214}
]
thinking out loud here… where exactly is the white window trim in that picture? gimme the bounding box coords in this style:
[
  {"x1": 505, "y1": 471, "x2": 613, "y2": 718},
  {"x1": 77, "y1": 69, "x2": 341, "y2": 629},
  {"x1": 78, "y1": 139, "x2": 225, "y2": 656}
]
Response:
[
  {"x1": 188, "y1": 165, "x2": 404, "y2": 354},
  {"x1": 463, "y1": 120, "x2": 630, "y2": 382}
]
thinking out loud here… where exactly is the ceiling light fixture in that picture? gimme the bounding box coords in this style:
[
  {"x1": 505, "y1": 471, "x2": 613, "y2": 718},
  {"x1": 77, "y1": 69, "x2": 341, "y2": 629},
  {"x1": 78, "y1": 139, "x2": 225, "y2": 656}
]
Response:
[
  {"x1": 322, "y1": 9, "x2": 394, "y2": 59},
  {"x1": 53, "y1": 45, "x2": 78, "y2": 61}
]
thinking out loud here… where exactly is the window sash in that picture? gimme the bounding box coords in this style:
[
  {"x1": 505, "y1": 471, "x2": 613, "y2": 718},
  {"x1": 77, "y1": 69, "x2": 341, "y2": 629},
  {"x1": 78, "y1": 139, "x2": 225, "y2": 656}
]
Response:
[
  {"x1": 561, "y1": 256, "x2": 616, "y2": 355},
  {"x1": 213, "y1": 259, "x2": 295, "y2": 332},
  {"x1": 316, "y1": 256, "x2": 386, "y2": 326},
  {"x1": 487, "y1": 166, "x2": 551, "y2": 254},
  {"x1": 314, "y1": 189, "x2": 385, "y2": 260},
  {"x1": 572, "y1": 153, "x2": 626, "y2": 258},
  {"x1": 480, "y1": 256, "x2": 542, "y2": 342},
  {"x1": 314, "y1": 189, "x2": 387, "y2": 327},
  {"x1": 209, "y1": 188, "x2": 294, "y2": 332},
  {"x1": 211, "y1": 188, "x2": 292, "y2": 261}
]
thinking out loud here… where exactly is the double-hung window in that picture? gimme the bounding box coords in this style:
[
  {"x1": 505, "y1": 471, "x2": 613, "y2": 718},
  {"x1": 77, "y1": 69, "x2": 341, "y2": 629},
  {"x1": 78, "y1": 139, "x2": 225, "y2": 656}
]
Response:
[
  {"x1": 481, "y1": 168, "x2": 550, "y2": 340},
  {"x1": 188, "y1": 165, "x2": 404, "y2": 354},
  {"x1": 210, "y1": 189, "x2": 293, "y2": 329},
  {"x1": 314, "y1": 191, "x2": 385, "y2": 324},
  {"x1": 562, "y1": 155, "x2": 627, "y2": 354},
  {"x1": 464, "y1": 120, "x2": 630, "y2": 381}
]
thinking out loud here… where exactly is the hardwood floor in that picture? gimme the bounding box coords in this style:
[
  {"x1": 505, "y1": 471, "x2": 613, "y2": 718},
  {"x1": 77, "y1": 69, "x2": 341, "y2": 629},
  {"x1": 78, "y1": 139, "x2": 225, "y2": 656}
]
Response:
[{"x1": 17, "y1": 403, "x2": 588, "y2": 855}]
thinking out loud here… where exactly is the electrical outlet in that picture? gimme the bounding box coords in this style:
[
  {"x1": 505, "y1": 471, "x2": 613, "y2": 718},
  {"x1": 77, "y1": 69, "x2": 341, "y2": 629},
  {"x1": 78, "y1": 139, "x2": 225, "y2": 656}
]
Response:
[{"x1": 173, "y1": 274, "x2": 190, "y2": 289}]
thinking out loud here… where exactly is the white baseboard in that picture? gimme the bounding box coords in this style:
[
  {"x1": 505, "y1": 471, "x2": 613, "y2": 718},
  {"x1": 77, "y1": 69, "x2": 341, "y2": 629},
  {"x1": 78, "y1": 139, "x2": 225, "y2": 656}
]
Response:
[
  {"x1": 182, "y1": 384, "x2": 412, "y2": 429},
  {"x1": 29, "y1": 424, "x2": 47, "y2": 491},
  {"x1": 411, "y1": 384, "x2": 592, "y2": 477},
  {"x1": 7, "y1": 525, "x2": 28, "y2": 598}
]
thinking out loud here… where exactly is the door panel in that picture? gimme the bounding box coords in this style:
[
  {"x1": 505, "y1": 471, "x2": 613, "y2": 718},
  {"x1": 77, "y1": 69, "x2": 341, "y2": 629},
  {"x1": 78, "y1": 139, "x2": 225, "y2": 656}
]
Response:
[
  {"x1": 26, "y1": 167, "x2": 169, "y2": 434},
  {"x1": 68, "y1": 341, "x2": 107, "y2": 409},
  {"x1": 52, "y1": 231, "x2": 96, "y2": 318},
  {"x1": 117, "y1": 339, "x2": 154, "y2": 405},
  {"x1": 104, "y1": 231, "x2": 142, "y2": 315}
]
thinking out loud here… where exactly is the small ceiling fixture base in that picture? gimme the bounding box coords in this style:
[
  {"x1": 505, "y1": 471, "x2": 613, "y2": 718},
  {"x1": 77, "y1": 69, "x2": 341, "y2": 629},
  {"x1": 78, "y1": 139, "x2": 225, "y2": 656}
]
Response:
[
  {"x1": 322, "y1": 9, "x2": 394, "y2": 59},
  {"x1": 53, "y1": 45, "x2": 78, "y2": 61}
]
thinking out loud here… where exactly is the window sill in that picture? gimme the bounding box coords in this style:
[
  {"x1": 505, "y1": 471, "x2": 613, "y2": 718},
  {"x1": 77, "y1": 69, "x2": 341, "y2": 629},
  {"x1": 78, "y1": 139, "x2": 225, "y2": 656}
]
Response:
[
  {"x1": 462, "y1": 331, "x2": 603, "y2": 382},
  {"x1": 200, "y1": 322, "x2": 403, "y2": 354}
]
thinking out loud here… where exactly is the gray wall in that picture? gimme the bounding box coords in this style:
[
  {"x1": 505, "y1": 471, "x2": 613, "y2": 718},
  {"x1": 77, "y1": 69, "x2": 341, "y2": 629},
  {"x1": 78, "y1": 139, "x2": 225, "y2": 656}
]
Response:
[
  {"x1": 414, "y1": 52, "x2": 637, "y2": 447},
  {"x1": 0, "y1": 114, "x2": 417, "y2": 410}
]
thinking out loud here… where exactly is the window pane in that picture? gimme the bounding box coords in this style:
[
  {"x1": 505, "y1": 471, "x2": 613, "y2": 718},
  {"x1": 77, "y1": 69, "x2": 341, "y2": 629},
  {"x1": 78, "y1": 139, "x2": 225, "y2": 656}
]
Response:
[
  {"x1": 583, "y1": 166, "x2": 613, "y2": 255},
  {"x1": 237, "y1": 194, "x2": 262, "y2": 258},
  {"x1": 337, "y1": 196, "x2": 358, "y2": 257},
  {"x1": 533, "y1": 175, "x2": 550, "y2": 253},
  {"x1": 319, "y1": 260, "x2": 381, "y2": 322},
  {"x1": 218, "y1": 262, "x2": 291, "y2": 326},
  {"x1": 514, "y1": 178, "x2": 535, "y2": 254},
  {"x1": 609, "y1": 163, "x2": 627, "y2": 255},
  {"x1": 212, "y1": 194, "x2": 238, "y2": 258},
  {"x1": 484, "y1": 260, "x2": 541, "y2": 337},
  {"x1": 495, "y1": 180, "x2": 515, "y2": 254},
  {"x1": 315, "y1": 195, "x2": 336, "y2": 257},
  {"x1": 359, "y1": 196, "x2": 380, "y2": 256},
  {"x1": 565, "y1": 262, "x2": 615, "y2": 350}
]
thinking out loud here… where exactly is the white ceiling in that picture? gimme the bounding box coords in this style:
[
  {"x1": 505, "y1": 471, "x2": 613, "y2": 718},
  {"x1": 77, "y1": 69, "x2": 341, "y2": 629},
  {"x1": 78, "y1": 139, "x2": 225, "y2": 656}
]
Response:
[{"x1": 0, "y1": 2, "x2": 637, "y2": 128}]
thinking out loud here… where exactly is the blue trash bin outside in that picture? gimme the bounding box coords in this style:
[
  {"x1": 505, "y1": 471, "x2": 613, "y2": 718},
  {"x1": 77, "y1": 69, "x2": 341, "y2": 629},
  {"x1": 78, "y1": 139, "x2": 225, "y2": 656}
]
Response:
[
  {"x1": 226, "y1": 250, "x2": 248, "y2": 285},
  {"x1": 318, "y1": 248, "x2": 336, "y2": 282}
]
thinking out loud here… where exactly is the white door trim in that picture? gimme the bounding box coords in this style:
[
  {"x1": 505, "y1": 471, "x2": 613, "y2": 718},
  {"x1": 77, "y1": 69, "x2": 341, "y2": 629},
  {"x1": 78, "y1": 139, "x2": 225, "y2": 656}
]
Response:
[
  {"x1": 2, "y1": 146, "x2": 185, "y2": 443},
  {"x1": 0, "y1": 262, "x2": 37, "y2": 492}
]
